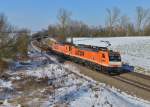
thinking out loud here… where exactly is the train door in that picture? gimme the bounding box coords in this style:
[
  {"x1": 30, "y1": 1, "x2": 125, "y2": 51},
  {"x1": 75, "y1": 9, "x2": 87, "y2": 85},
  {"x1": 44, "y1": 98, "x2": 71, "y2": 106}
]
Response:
[
  {"x1": 99, "y1": 51, "x2": 107, "y2": 64},
  {"x1": 101, "y1": 52, "x2": 109, "y2": 65},
  {"x1": 66, "y1": 45, "x2": 72, "y2": 55},
  {"x1": 101, "y1": 53, "x2": 106, "y2": 63},
  {"x1": 68, "y1": 45, "x2": 72, "y2": 55}
]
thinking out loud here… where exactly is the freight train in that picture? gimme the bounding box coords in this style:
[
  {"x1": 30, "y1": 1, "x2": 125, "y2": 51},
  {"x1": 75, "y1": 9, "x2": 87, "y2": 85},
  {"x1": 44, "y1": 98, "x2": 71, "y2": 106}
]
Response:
[{"x1": 49, "y1": 40, "x2": 122, "y2": 74}]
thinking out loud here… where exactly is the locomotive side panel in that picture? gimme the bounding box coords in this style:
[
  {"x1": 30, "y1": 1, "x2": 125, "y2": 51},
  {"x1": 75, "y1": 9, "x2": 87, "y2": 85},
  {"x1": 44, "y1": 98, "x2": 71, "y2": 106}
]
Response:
[
  {"x1": 98, "y1": 51, "x2": 109, "y2": 67},
  {"x1": 72, "y1": 48, "x2": 100, "y2": 65},
  {"x1": 52, "y1": 43, "x2": 65, "y2": 54},
  {"x1": 51, "y1": 43, "x2": 122, "y2": 74}
]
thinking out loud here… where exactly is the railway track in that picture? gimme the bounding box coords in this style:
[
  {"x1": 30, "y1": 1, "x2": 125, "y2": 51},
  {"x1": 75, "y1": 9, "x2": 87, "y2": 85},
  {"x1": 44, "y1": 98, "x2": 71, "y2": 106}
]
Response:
[
  {"x1": 66, "y1": 60, "x2": 150, "y2": 100},
  {"x1": 76, "y1": 60, "x2": 150, "y2": 92},
  {"x1": 112, "y1": 75, "x2": 150, "y2": 92},
  {"x1": 129, "y1": 72, "x2": 150, "y2": 80},
  {"x1": 73, "y1": 56, "x2": 150, "y2": 93}
]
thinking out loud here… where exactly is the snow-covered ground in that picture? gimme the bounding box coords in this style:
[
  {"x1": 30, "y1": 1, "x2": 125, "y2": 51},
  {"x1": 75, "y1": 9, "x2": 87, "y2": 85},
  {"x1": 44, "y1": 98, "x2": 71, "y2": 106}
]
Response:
[
  {"x1": 1, "y1": 51, "x2": 150, "y2": 107},
  {"x1": 64, "y1": 64, "x2": 150, "y2": 107},
  {"x1": 70, "y1": 37, "x2": 150, "y2": 75},
  {"x1": 5, "y1": 62, "x2": 150, "y2": 107},
  {"x1": 0, "y1": 79, "x2": 12, "y2": 89}
]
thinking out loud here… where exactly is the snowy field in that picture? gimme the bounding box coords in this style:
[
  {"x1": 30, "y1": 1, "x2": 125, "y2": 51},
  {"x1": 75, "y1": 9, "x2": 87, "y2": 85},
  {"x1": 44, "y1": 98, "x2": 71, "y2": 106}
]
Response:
[{"x1": 70, "y1": 37, "x2": 150, "y2": 75}]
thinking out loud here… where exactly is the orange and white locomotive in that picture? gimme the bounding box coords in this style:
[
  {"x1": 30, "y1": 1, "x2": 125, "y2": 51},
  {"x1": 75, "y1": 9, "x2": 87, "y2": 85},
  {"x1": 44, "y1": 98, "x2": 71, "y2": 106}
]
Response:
[{"x1": 51, "y1": 41, "x2": 122, "y2": 74}]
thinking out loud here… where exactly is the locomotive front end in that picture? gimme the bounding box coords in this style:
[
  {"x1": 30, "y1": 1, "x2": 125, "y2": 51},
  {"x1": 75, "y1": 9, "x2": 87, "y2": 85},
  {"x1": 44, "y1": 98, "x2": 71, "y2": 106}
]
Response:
[{"x1": 108, "y1": 51, "x2": 122, "y2": 74}]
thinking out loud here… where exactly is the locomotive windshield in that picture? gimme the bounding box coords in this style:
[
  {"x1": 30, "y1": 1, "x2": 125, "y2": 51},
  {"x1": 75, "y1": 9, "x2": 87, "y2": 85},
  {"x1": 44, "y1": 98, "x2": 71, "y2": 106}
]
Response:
[{"x1": 109, "y1": 53, "x2": 121, "y2": 62}]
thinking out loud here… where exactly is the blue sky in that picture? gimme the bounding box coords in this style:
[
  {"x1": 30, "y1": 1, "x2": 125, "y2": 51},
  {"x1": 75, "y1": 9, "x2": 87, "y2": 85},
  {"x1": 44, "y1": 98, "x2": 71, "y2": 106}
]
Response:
[{"x1": 0, "y1": 0, "x2": 150, "y2": 31}]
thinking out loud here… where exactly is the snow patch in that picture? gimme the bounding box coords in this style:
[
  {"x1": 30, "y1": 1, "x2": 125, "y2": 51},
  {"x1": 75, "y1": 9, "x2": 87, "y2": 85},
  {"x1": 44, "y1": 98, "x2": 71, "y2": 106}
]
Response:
[
  {"x1": 26, "y1": 64, "x2": 67, "y2": 79},
  {"x1": 0, "y1": 80, "x2": 12, "y2": 89}
]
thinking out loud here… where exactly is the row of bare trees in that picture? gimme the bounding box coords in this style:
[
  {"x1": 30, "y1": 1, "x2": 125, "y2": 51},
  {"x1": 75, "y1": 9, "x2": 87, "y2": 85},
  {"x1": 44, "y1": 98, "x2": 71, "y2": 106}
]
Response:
[
  {"x1": 106, "y1": 7, "x2": 150, "y2": 36},
  {"x1": 34, "y1": 6, "x2": 150, "y2": 41}
]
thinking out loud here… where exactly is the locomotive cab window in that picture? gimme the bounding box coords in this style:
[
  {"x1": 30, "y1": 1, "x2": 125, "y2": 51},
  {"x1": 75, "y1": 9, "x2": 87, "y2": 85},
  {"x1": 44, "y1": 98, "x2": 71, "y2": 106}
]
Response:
[
  {"x1": 102, "y1": 54, "x2": 105, "y2": 58},
  {"x1": 109, "y1": 53, "x2": 121, "y2": 61}
]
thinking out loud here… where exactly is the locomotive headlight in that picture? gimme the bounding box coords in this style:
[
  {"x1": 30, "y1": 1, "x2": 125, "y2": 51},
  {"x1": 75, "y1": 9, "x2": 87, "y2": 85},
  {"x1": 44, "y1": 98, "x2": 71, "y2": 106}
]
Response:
[{"x1": 109, "y1": 62, "x2": 122, "y2": 67}]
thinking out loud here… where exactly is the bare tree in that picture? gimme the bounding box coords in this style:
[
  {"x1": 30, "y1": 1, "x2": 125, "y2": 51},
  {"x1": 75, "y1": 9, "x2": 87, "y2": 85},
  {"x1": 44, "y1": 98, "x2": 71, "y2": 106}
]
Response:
[
  {"x1": 0, "y1": 13, "x2": 15, "y2": 55},
  {"x1": 120, "y1": 15, "x2": 130, "y2": 36},
  {"x1": 68, "y1": 20, "x2": 90, "y2": 37},
  {"x1": 15, "y1": 29, "x2": 30, "y2": 57},
  {"x1": 105, "y1": 7, "x2": 121, "y2": 36},
  {"x1": 0, "y1": 13, "x2": 12, "y2": 46},
  {"x1": 0, "y1": 13, "x2": 16, "y2": 73},
  {"x1": 136, "y1": 6, "x2": 150, "y2": 35},
  {"x1": 57, "y1": 8, "x2": 72, "y2": 41},
  {"x1": 48, "y1": 25, "x2": 58, "y2": 37}
]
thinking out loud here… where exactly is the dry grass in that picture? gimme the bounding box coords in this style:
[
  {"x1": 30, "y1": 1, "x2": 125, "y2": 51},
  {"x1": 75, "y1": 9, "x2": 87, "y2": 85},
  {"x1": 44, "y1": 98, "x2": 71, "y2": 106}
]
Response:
[
  {"x1": 0, "y1": 60, "x2": 8, "y2": 76},
  {"x1": 9, "y1": 77, "x2": 51, "y2": 106}
]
